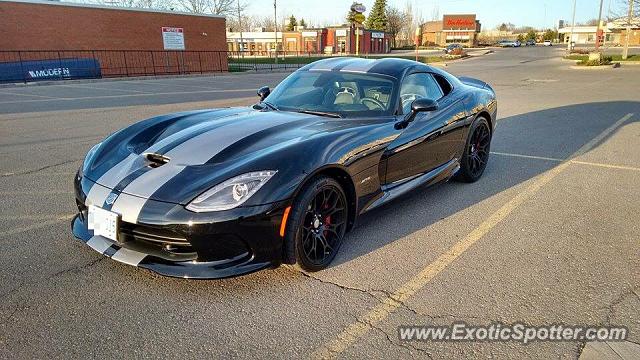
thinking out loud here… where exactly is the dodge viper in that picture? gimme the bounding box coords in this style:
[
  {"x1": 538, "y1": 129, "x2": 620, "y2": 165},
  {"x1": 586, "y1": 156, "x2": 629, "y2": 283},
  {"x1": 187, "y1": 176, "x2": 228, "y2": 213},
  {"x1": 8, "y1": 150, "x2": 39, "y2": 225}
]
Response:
[{"x1": 72, "y1": 57, "x2": 497, "y2": 279}]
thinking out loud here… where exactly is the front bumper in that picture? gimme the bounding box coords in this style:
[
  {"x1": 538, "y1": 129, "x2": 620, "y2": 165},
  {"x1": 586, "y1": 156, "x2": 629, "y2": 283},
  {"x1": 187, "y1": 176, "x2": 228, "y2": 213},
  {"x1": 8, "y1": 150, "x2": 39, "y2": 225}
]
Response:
[{"x1": 72, "y1": 176, "x2": 290, "y2": 279}]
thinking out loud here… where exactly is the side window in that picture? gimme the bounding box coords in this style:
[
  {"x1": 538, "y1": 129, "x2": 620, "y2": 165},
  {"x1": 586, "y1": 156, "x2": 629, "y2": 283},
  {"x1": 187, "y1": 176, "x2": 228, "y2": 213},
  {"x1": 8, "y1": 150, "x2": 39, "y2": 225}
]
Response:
[
  {"x1": 400, "y1": 73, "x2": 444, "y2": 114},
  {"x1": 432, "y1": 74, "x2": 453, "y2": 96}
]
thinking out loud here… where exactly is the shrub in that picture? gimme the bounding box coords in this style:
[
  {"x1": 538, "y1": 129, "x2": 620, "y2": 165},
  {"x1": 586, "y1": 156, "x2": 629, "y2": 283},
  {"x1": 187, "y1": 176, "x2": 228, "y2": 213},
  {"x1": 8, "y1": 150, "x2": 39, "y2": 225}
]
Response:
[
  {"x1": 570, "y1": 48, "x2": 590, "y2": 55},
  {"x1": 578, "y1": 56, "x2": 612, "y2": 66}
]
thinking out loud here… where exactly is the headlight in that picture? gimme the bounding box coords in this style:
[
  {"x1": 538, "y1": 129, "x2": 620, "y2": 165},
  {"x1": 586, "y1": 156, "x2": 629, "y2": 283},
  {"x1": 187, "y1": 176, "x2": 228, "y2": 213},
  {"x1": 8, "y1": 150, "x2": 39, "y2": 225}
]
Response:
[{"x1": 186, "y1": 170, "x2": 277, "y2": 212}]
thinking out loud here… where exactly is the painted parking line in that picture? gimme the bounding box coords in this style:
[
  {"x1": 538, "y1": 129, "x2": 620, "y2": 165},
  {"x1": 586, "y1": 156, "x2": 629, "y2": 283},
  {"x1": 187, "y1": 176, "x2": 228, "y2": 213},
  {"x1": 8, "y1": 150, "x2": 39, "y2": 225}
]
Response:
[
  {"x1": 310, "y1": 113, "x2": 634, "y2": 359},
  {"x1": 0, "y1": 190, "x2": 74, "y2": 195},
  {"x1": 0, "y1": 214, "x2": 75, "y2": 221},
  {"x1": 58, "y1": 84, "x2": 148, "y2": 94},
  {"x1": 0, "y1": 214, "x2": 75, "y2": 239},
  {"x1": 491, "y1": 152, "x2": 640, "y2": 172},
  {"x1": 0, "y1": 88, "x2": 257, "y2": 105},
  {"x1": 0, "y1": 90, "x2": 60, "y2": 99}
]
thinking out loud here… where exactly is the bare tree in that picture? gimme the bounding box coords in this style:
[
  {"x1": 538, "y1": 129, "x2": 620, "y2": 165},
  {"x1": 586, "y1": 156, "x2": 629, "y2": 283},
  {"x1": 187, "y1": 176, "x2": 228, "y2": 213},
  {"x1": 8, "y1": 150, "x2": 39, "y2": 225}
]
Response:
[
  {"x1": 401, "y1": 0, "x2": 413, "y2": 45},
  {"x1": 175, "y1": 0, "x2": 240, "y2": 15},
  {"x1": 430, "y1": 4, "x2": 440, "y2": 21},
  {"x1": 386, "y1": 6, "x2": 403, "y2": 48}
]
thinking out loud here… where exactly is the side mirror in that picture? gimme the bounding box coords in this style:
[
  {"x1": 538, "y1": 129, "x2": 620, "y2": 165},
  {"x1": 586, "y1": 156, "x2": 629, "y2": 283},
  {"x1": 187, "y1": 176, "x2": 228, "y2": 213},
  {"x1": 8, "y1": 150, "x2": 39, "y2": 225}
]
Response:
[
  {"x1": 395, "y1": 98, "x2": 438, "y2": 130},
  {"x1": 411, "y1": 98, "x2": 438, "y2": 113},
  {"x1": 257, "y1": 86, "x2": 271, "y2": 101}
]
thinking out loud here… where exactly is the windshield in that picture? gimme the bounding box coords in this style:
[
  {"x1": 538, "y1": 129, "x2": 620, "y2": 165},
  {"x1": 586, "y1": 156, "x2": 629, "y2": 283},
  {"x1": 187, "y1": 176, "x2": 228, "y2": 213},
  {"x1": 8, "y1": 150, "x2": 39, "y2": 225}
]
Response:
[{"x1": 264, "y1": 70, "x2": 397, "y2": 118}]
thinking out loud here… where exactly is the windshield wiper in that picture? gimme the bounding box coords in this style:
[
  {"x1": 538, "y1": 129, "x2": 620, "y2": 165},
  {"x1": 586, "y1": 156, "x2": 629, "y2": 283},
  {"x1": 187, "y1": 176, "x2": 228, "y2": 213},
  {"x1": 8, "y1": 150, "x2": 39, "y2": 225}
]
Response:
[
  {"x1": 296, "y1": 109, "x2": 342, "y2": 118},
  {"x1": 261, "y1": 101, "x2": 279, "y2": 111}
]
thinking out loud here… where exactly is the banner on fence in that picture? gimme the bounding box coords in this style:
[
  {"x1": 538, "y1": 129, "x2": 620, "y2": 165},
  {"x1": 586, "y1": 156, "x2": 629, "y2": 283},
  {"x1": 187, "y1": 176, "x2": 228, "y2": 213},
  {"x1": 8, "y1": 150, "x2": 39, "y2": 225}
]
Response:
[{"x1": 0, "y1": 58, "x2": 101, "y2": 83}]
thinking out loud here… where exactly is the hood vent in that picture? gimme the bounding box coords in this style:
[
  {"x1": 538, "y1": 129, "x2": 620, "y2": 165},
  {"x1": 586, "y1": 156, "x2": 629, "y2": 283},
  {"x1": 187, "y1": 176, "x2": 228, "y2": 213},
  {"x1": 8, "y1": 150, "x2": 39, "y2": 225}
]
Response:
[{"x1": 144, "y1": 153, "x2": 170, "y2": 168}]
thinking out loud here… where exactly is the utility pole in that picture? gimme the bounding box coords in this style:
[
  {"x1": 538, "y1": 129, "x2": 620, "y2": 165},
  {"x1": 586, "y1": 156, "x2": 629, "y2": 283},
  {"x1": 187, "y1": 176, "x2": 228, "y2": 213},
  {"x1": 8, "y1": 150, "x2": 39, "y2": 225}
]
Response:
[
  {"x1": 237, "y1": 0, "x2": 244, "y2": 58},
  {"x1": 595, "y1": 0, "x2": 605, "y2": 50},
  {"x1": 622, "y1": 0, "x2": 634, "y2": 59},
  {"x1": 274, "y1": 0, "x2": 278, "y2": 64},
  {"x1": 569, "y1": 0, "x2": 577, "y2": 51}
]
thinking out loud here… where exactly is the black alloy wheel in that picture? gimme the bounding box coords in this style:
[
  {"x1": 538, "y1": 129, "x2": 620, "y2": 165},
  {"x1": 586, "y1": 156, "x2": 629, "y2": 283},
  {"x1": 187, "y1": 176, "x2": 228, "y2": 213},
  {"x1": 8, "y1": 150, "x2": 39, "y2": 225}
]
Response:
[
  {"x1": 456, "y1": 117, "x2": 491, "y2": 182},
  {"x1": 285, "y1": 176, "x2": 348, "y2": 272}
]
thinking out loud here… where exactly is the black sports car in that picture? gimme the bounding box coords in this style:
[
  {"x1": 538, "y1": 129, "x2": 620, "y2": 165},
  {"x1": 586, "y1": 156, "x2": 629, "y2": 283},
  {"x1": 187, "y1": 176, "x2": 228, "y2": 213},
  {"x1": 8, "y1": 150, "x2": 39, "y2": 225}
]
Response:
[{"x1": 72, "y1": 57, "x2": 497, "y2": 279}]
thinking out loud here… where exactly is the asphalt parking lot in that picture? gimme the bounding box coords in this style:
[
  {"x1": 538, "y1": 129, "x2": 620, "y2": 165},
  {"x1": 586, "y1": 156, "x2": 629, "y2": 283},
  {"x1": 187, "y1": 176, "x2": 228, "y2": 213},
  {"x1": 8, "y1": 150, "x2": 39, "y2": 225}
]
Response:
[{"x1": 1, "y1": 46, "x2": 638, "y2": 359}]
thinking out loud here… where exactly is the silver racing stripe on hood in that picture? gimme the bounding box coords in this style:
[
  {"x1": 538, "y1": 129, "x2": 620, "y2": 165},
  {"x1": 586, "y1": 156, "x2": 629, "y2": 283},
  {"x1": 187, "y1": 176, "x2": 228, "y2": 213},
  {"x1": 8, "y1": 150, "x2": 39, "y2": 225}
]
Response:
[
  {"x1": 85, "y1": 182, "x2": 113, "y2": 207},
  {"x1": 100, "y1": 115, "x2": 293, "y2": 223},
  {"x1": 110, "y1": 193, "x2": 147, "y2": 224},
  {"x1": 110, "y1": 165, "x2": 184, "y2": 223},
  {"x1": 161, "y1": 115, "x2": 292, "y2": 165}
]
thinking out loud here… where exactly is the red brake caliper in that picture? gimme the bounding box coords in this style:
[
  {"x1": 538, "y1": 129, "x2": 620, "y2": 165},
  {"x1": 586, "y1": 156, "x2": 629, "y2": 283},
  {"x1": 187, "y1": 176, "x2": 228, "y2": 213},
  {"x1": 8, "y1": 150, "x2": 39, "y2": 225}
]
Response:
[{"x1": 323, "y1": 202, "x2": 331, "y2": 237}]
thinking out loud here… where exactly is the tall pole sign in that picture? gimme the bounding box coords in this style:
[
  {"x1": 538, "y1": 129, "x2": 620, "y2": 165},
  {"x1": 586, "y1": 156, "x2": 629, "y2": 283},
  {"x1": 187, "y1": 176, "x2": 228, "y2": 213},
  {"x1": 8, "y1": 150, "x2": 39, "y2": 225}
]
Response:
[
  {"x1": 415, "y1": 27, "x2": 421, "y2": 61},
  {"x1": 622, "y1": 0, "x2": 633, "y2": 59},
  {"x1": 351, "y1": 3, "x2": 366, "y2": 56},
  {"x1": 568, "y1": 0, "x2": 577, "y2": 52},
  {"x1": 274, "y1": 0, "x2": 278, "y2": 64},
  {"x1": 595, "y1": 0, "x2": 605, "y2": 50}
]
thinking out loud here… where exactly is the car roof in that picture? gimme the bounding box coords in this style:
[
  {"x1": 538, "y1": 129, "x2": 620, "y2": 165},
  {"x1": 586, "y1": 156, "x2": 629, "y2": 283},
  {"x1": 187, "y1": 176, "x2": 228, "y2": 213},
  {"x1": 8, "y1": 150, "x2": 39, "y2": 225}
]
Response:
[{"x1": 299, "y1": 57, "x2": 432, "y2": 78}]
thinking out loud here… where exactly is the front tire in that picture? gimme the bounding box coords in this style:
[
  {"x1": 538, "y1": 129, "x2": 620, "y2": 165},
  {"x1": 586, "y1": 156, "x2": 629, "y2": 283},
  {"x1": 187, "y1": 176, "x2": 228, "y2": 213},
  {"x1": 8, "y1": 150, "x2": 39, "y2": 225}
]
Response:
[
  {"x1": 284, "y1": 176, "x2": 348, "y2": 272},
  {"x1": 456, "y1": 116, "x2": 492, "y2": 183}
]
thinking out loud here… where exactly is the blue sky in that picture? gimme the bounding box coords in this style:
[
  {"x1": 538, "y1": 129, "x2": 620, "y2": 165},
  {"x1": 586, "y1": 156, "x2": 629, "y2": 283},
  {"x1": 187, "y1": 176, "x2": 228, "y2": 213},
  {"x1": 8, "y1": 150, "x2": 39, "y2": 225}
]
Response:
[{"x1": 245, "y1": 0, "x2": 624, "y2": 30}]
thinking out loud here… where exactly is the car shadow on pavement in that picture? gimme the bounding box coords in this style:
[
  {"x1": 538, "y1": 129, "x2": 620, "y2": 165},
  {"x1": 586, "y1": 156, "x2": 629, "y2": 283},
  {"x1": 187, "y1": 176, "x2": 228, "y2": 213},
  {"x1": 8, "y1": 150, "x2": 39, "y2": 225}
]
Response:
[{"x1": 329, "y1": 101, "x2": 639, "y2": 269}]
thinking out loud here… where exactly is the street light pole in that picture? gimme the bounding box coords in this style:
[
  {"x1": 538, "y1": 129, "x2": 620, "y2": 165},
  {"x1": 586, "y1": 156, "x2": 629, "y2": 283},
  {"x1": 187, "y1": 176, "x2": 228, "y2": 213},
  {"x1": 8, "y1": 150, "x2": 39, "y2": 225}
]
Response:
[
  {"x1": 274, "y1": 0, "x2": 278, "y2": 64},
  {"x1": 237, "y1": 0, "x2": 244, "y2": 58},
  {"x1": 568, "y1": 0, "x2": 577, "y2": 51},
  {"x1": 595, "y1": 0, "x2": 605, "y2": 50},
  {"x1": 622, "y1": 0, "x2": 634, "y2": 59}
]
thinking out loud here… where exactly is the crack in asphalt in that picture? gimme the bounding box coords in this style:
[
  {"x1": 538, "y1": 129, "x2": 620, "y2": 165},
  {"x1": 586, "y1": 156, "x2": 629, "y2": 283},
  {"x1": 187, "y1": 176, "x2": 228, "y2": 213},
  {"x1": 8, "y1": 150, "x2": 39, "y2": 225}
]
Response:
[
  {"x1": 603, "y1": 287, "x2": 640, "y2": 325},
  {"x1": 1, "y1": 158, "x2": 82, "y2": 177},
  {"x1": 354, "y1": 315, "x2": 434, "y2": 358},
  {"x1": 0, "y1": 256, "x2": 105, "y2": 304},
  {"x1": 298, "y1": 271, "x2": 491, "y2": 323},
  {"x1": 297, "y1": 271, "x2": 421, "y2": 316}
]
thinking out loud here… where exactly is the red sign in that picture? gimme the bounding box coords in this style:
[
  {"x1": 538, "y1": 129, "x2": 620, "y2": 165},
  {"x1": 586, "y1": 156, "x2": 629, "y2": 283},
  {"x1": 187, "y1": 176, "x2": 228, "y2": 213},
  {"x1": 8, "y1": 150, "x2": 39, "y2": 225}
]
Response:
[
  {"x1": 445, "y1": 19, "x2": 475, "y2": 27},
  {"x1": 162, "y1": 27, "x2": 183, "y2": 33},
  {"x1": 442, "y1": 15, "x2": 477, "y2": 30}
]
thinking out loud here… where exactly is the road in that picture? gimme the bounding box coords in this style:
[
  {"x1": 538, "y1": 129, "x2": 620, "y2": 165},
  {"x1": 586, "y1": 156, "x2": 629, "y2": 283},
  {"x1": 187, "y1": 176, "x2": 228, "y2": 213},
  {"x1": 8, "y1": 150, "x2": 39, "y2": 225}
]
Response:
[{"x1": 1, "y1": 46, "x2": 638, "y2": 359}]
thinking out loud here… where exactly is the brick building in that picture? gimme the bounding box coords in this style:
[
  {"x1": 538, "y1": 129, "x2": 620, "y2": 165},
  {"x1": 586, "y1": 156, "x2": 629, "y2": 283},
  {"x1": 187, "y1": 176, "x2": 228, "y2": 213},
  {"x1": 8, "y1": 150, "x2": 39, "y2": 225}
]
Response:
[
  {"x1": 421, "y1": 14, "x2": 481, "y2": 47},
  {"x1": 226, "y1": 26, "x2": 391, "y2": 55},
  {"x1": 0, "y1": 0, "x2": 228, "y2": 78}
]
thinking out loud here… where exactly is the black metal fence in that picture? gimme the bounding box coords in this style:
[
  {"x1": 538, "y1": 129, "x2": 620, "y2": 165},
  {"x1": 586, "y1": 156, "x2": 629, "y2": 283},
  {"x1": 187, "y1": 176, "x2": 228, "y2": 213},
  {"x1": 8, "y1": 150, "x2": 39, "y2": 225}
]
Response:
[{"x1": 0, "y1": 50, "x2": 343, "y2": 83}]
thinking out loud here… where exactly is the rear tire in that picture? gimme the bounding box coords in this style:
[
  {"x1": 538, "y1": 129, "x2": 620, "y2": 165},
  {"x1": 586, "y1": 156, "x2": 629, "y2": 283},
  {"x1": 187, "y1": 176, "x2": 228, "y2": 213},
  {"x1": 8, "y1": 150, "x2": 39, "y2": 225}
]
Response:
[
  {"x1": 455, "y1": 116, "x2": 491, "y2": 183},
  {"x1": 284, "y1": 176, "x2": 348, "y2": 272}
]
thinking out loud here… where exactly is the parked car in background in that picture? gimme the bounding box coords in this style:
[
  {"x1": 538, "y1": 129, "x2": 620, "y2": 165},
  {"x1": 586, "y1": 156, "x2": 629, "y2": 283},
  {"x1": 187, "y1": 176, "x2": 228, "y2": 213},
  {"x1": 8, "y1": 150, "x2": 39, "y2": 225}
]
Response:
[
  {"x1": 543, "y1": 40, "x2": 553, "y2": 46},
  {"x1": 498, "y1": 40, "x2": 520, "y2": 48},
  {"x1": 444, "y1": 43, "x2": 463, "y2": 54},
  {"x1": 526, "y1": 39, "x2": 536, "y2": 46}
]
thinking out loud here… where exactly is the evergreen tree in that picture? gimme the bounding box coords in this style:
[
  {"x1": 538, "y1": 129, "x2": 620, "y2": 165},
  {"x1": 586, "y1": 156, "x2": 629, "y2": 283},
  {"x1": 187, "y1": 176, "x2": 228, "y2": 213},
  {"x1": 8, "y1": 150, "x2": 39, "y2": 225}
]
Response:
[
  {"x1": 365, "y1": 0, "x2": 387, "y2": 30},
  {"x1": 299, "y1": 18, "x2": 306, "y2": 28},
  {"x1": 286, "y1": 15, "x2": 298, "y2": 31}
]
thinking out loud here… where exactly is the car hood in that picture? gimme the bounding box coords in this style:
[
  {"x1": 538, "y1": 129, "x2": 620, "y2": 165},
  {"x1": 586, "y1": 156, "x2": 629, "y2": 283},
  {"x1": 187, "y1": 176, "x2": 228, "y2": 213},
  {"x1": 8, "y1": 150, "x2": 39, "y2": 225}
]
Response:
[{"x1": 83, "y1": 107, "x2": 390, "y2": 204}]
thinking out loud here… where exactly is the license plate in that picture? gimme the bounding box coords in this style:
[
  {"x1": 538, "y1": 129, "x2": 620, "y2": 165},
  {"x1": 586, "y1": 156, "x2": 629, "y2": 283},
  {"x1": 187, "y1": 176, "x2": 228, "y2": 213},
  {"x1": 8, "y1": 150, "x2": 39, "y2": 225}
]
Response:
[{"x1": 87, "y1": 205, "x2": 119, "y2": 241}]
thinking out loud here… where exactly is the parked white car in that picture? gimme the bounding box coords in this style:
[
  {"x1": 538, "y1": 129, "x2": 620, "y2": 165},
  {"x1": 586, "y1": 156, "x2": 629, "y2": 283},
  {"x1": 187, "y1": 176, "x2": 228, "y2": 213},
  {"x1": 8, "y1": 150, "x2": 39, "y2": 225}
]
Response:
[{"x1": 543, "y1": 40, "x2": 553, "y2": 46}]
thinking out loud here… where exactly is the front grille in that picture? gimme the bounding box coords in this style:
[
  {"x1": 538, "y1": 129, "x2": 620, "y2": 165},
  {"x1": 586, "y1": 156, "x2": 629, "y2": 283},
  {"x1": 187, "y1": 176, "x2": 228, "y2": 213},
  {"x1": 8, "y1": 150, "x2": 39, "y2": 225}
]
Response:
[{"x1": 119, "y1": 222, "x2": 192, "y2": 252}]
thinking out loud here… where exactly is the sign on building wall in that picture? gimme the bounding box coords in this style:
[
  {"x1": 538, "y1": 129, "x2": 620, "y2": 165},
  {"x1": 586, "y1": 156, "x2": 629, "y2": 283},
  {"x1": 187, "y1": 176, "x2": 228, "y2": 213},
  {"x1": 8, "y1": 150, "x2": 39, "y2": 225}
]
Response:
[
  {"x1": 336, "y1": 29, "x2": 347, "y2": 37},
  {"x1": 442, "y1": 15, "x2": 477, "y2": 30},
  {"x1": 371, "y1": 32, "x2": 384, "y2": 39},
  {"x1": 162, "y1": 27, "x2": 185, "y2": 50},
  {"x1": 302, "y1": 31, "x2": 317, "y2": 37}
]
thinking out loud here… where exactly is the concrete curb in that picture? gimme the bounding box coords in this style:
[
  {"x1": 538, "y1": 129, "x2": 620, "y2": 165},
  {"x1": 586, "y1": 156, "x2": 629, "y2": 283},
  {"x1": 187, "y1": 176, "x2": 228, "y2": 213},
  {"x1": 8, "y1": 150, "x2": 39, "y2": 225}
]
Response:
[{"x1": 569, "y1": 64, "x2": 621, "y2": 70}]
